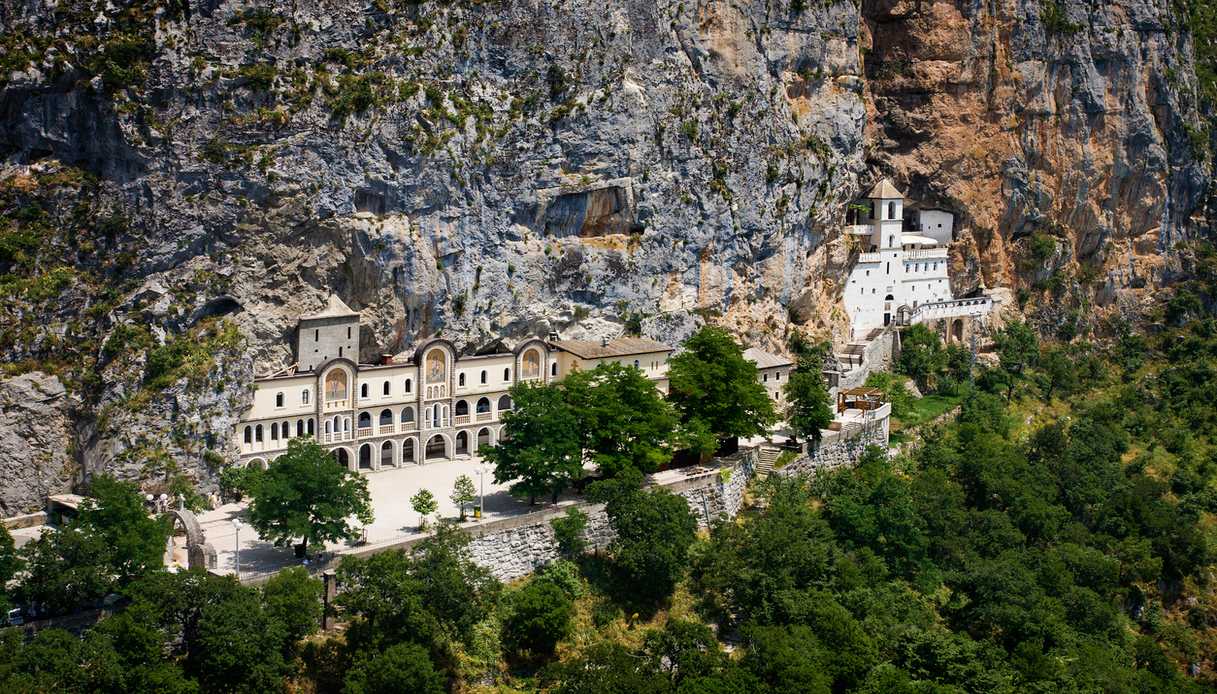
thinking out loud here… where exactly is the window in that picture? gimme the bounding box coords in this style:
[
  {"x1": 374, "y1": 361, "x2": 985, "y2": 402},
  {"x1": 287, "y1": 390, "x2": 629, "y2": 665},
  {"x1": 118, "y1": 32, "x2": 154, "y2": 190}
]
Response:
[
  {"x1": 459, "y1": 373, "x2": 466, "y2": 387},
  {"x1": 480, "y1": 370, "x2": 487, "y2": 384},
  {"x1": 302, "y1": 389, "x2": 310, "y2": 405},
  {"x1": 360, "y1": 383, "x2": 368, "y2": 399},
  {"x1": 283, "y1": 421, "x2": 290, "y2": 438},
  {"x1": 633, "y1": 359, "x2": 640, "y2": 369},
  {"x1": 347, "y1": 327, "x2": 351, "y2": 339},
  {"x1": 886, "y1": 262, "x2": 890, "y2": 274},
  {"x1": 255, "y1": 424, "x2": 263, "y2": 442},
  {"x1": 275, "y1": 392, "x2": 284, "y2": 407},
  {"x1": 888, "y1": 201, "x2": 895, "y2": 219},
  {"x1": 551, "y1": 362, "x2": 558, "y2": 377},
  {"x1": 888, "y1": 235, "x2": 894, "y2": 247},
  {"x1": 296, "y1": 420, "x2": 304, "y2": 436},
  {"x1": 307, "y1": 419, "x2": 315, "y2": 435},
  {"x1": 243, "y1": 426, "x2": 252, "y2": 444},
  {"x1": 776, "y1": 371, "x2": 781, "y2": 381},
  {"x1": 339, "y1": 347, "x2": 343, "y2": 358},
  {"x1": 314, "y1": 329, "x2": 319, "y2": 341},
  {"x1": 383, "y1": 381, "x2": 390, "y2": 396},
  {"x1": 404, "y1": 378, "x2": 412, "y2": 393},
  {"x1": 503, "y1": 368, "x2": 511, "y2": 381},
  {"x1": 763, "y1": 373, "x2": 768, "y2": 382},
  {"x1": 270, "y1": 423, "x2": 278, "y2": 440}
]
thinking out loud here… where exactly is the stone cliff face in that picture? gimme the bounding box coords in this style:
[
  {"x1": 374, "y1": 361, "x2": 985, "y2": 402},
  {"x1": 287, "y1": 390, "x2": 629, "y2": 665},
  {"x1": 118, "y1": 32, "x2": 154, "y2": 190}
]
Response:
[
  {"x1": 0, "y1": 0, "x2": 1210, "y2": 512},
  {"x1": 862, "y1": 0, "x2": 1213, "y2": 335}
]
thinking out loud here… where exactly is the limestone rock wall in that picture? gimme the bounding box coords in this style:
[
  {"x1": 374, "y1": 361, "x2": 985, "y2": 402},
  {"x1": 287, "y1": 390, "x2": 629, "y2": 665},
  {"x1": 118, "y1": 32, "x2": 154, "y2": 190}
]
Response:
[
  {"x1": 0, "y1": 0, "x2": 1211, "y2": 505},
  {"x1": 0, "y1": 373, "x2": 72, "y2": 516}
]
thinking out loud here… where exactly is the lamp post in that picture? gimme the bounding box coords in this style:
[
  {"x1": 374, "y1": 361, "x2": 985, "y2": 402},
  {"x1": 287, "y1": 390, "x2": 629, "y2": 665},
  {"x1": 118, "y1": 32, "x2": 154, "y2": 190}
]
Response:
[
  {"x1": 231, "y1": 518, "x2": 242, "y2": 580},
  {"x1": 474, "y1": 467, "x2": 486, "y2": 521}
]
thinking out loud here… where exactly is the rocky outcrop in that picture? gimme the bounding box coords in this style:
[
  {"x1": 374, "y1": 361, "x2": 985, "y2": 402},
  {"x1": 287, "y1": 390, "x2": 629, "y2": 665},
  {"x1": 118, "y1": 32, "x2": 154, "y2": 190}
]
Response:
[
  {"x1": 0, "y1": 373, "x2": 71, "y2": 516},
  {"x1": 862, "y1": 0, "x2": 1213, "y2": 333},
  {"x1": 0, "y1": 0, "x2": 1211, "y2": 503}
]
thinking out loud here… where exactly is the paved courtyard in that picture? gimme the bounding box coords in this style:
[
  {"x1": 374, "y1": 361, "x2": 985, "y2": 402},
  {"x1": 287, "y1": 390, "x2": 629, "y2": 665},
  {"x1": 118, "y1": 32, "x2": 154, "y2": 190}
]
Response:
[{"x1": 196, "y1": 457, "x2": 549, "y2": 581}]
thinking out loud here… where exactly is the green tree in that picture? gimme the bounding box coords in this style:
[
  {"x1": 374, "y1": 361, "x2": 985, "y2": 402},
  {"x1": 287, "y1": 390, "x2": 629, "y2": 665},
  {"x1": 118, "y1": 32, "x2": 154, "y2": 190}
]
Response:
[
  {"x1": 262, "y1": 566, "x2": 323, "y2": 648},
  {"x1": 783, "y1": 351, "x2": 833, "y2": 444},
  {"x1": 503, "y1": 579, "x2": 574, "y2": 658},
  {"x1": 550, "y1": 506, "x2": 589, "y2": 559},
  {"x1": 78, "y1": 475, "x2": 171, "y2": 583},
  {"x1": 994, "y1": 321, "x2": 1039, "y2": 381},
  {"x1": 668, "y1": 326, "x2": 777, "y2": 443},
  {"x1": 897, "y1": 323, "x2": 946, "y2": 392},
  {"x1": 410, "y1": 489, "x2": 438, "y2": 530},
  {"x1": 343, "y1": 642, "x2": 445, "y2": 694},
  {"x1": 247, "y1": 439, "x2": 373, "y2": 555},
  {"x1": 0, "y1": 526, "x2": 20, "y2": 613},
  {"x1": 451, "y1": 474, "x2": 476, "y2": 521},
  {"x1": 188, "y1": 583, "x2": 288, "y2": 693},
  {"x1": 1036, "y1": 346, "x2": 1079, "y2": 402},
  {"x1": 484, "y1": 381, "x2": 583, "y2": 504},
  {"x1": 588, "y1": 471, "x2": 697, "y2": 607},
  {"x1": 19, "y1": 522, "x2": 116, "y2": 615},
  {"x1": 564, "y1": 361, "x2": 678, "y2": 476}
]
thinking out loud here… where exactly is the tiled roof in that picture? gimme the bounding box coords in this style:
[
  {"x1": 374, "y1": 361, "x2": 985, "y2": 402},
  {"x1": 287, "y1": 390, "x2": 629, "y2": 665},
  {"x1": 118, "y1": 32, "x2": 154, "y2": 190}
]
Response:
[
  {"x1": 549, "y1": 336, "x2": 672, "y2": 359},
  {"x1": 743, "y1": 347, "x2": 793, "y2": 369},
  {"x1": 300, "y1": 294, "x2": 359, "y2": 321},
  {"x1": 866, "y1": 178, "x2": 904, "y2": 200}
]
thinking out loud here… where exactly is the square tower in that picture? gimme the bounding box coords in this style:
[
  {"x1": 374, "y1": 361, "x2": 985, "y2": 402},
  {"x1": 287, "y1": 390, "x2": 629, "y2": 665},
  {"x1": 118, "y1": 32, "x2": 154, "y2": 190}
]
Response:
[{"x1": 296, "y1": 295, "x2": 361, "y2": 371}]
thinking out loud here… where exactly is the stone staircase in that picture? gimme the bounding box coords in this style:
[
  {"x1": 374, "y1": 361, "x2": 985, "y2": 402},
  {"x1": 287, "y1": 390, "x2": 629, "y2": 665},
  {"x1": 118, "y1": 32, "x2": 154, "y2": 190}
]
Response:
[{"x1": 756, "y1": 446, "x2": 781, "y2": 479}]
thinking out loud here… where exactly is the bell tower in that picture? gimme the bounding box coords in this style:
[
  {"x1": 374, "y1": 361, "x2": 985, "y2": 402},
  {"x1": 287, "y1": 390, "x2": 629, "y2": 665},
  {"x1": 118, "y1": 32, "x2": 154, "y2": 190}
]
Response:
[{"x1": 296, "y1": 295, "x2": 361, "y2": 371}]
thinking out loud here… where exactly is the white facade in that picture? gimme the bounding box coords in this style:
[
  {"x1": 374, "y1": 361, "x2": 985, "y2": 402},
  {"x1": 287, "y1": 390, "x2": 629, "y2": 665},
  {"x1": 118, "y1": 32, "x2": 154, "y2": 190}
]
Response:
[
  {"x1": 915, "y1": 209, "x2": 955, "y2": 245},
  {"x1": 843, "y1": 180, "x2": 955, "y2": 336},
  {"x1": 742, "y1": 347, "x2": 793, "y2": 406},
  {"x1": 234, "y1": 298, "x2": 675, "y2": 473}
]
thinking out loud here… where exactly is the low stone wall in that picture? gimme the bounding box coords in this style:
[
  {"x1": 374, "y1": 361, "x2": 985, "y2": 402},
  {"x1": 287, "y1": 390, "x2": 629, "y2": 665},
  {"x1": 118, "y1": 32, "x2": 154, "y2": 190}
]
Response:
[
  {"x1": 335, "y1": 449, "x2": 758, "y2": 582},
  {"x1": 836, "y1": 330, "x2": 894, "y2": 393},
  {"x1": 775, "y1": 423, "x2": 887, "y2": 479}
]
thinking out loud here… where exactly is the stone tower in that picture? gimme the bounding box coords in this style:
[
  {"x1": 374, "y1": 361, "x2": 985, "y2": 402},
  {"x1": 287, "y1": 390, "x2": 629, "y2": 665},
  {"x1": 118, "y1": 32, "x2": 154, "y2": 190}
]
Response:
[{"x1": 296, "y1": 295, "x2": 361, "y2": 372}]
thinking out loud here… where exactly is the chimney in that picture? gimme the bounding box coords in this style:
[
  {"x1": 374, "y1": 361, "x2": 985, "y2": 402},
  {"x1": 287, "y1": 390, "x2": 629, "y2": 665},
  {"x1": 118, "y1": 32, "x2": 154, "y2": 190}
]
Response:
[{"x1": 380, "y1": 354, "x2": 394, "y2": 365}]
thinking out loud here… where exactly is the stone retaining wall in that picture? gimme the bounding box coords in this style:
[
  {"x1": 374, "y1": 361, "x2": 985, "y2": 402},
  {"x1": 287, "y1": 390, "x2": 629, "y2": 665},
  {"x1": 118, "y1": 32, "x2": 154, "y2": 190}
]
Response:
[
  {"x1": 336, "y1": 448, "x2": 759, "y2": 582},
  {"x1": 775, "y1": 423, "x2": 887, "y2": 479}
]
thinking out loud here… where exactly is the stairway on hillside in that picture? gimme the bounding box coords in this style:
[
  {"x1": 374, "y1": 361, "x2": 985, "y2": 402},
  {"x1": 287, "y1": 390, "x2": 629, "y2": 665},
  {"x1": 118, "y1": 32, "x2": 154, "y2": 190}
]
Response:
[{"x1": 756, "y1": 446, "x2": 780, "y2": 479}]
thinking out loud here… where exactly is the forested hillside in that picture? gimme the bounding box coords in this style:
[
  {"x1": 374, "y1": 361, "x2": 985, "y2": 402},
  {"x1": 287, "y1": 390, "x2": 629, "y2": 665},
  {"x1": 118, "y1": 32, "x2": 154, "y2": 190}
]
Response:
[{"x1": 3, "y1": 243, "x2": 1217, "y2": 691}]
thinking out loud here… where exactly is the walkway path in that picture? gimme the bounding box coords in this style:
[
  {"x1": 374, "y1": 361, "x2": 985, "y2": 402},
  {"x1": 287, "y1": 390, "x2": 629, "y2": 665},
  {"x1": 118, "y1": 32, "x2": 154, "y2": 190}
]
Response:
[{"x1": 196, "y1": 457, "x2": 548, "y2": 582}]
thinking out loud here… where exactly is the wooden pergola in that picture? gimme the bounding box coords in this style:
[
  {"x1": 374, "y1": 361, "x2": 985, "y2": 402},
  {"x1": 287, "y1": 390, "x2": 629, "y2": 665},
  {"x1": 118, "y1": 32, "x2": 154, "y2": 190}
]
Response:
[{"x1": 836, "y1": 386, "x2": 885, "y2": 414}]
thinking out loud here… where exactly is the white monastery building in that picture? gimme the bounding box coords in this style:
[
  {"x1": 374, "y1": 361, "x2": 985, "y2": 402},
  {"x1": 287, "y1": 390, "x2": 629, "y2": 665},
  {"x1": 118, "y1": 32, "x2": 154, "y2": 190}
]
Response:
[
  {"x1": 843, "y1": 179, "x2": 992, "y2": 339},
  {"x1": 234, "y1": 296, "x2": 674, "y2": 472},
  {"x1": 743, "y1": 347, "x2": 793, "y2": 406}
]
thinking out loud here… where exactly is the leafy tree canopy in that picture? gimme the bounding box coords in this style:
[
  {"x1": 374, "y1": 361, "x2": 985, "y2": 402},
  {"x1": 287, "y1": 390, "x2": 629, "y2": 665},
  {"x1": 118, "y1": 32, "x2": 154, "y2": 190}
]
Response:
[
  {"x1": 668, "y1": 326, "x2": 777, "y2": 442},
  {"x1": 247, "y1": 439, "x2": 373, "y2": 553}
]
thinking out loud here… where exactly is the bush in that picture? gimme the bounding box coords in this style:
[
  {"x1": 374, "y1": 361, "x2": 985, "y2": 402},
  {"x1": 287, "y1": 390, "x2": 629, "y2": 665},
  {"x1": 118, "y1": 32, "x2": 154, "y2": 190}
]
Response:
[
  {"x1": 262, "y1": 566, "x2": 323, "y2": 647},
  {"x1": 343, "y1": 642, "x2": 444, "y2": 694},
  {"x1": 550, "y1": 507, "x2": 588, "y2": 559},
  {"x1": 503, "y1": 580, "x2": 574, "y2": 659}
]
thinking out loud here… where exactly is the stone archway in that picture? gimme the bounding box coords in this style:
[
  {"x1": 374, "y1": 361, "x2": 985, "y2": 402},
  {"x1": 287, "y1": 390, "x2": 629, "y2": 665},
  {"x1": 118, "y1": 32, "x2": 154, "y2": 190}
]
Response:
[
  {"x1": 163, "y1": 509, "x2": 215, "y2": 571},
  {"x1": 476, "y1": 427, "x2": 492, "y2": 452},
  {"x1": 951, "y1": 318, "x2": 965, "y2": 343},
  {"x1": 425, "y1": 434, "x2": 448, "y2": 461}
]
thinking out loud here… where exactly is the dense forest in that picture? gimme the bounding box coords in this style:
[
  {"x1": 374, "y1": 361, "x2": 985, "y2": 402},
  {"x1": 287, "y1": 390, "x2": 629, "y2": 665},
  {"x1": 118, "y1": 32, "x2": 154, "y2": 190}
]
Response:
[{"x1": 3, "y1": 245, "x2": 1217, "y2": 691}]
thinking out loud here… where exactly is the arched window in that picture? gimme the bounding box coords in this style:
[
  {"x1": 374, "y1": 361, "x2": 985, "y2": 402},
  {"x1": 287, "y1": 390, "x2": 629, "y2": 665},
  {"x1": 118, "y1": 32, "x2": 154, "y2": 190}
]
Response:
[
  {"x1": 379, "y1": 409, "x2": 393, "y2": 426},
  {"x1": 244, "y1": 426, "x2": 252, "y2": 444},
  {"x1": 522, "y1": 349, "x2": 541, "y2": 379},
  {"x1": 307, "y1": 419, "x2": 315, "y2": 435},
  {"x1": 633, "y1": 359, "x2": 640, "y2": 369},
  {"x1": 358, "y1": 412, "x2": 371, "y2": 429},
  {"x1": 551, "y1": 362, "x2": 558, "y2": 377},
  {"x1": 275, "y1": 392, "x2": 284, "y2": 407},
  {"x1": 302, "y1": 389, "x2": 310, "y2": 405},
  {"x1": 282, "y1": 421, "x2": 290, "y2": 438},
  {"x1": 498, "y1": 395, "x2": 513, "y2": 411},
  {"x1": 404, "y1": 378, "x2": 412, "y2": 393},
  {"x1": 459, "y1": 373, "x2": 466, "y2": 387},
  {"x1": 476, "y1": 397, "x2": 490, "y2": 414},
  {"x1": 324, "y1": 419, "x2": 332, "y2": 434},
  {"x1": 425, "y1": 349, "x2": 446, "y2": 384},
  {"x1": 255, "y1": 424, "x2": 263, "y2": 442},
  {"x1": 325, "y1": 371, "x2": 348, "y2": 401},
  {"x1": 296, "y1": 420, "x2": 304, "y2": 436},
  {"x1": 270, "y1": 422, "x2": 279, "y2": 440},
  {"x1": 888, "y1": 201, "x2": 896, "y2": 219},
  {"x1": 383, "y1": 381, "x2": 390, "y2": 396},
  {"x1": 480, "y1": 370, "x2": 487, "y2": 384},
  {"x1": 360, "y1": 383, "x2": 369, "y2": 399},
  {"x1": 400, "y1": 407, "x2": 414, "y2": 424},
  {"x1": 455, "y1": 400, "x2": 470, "y2": 416}
]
